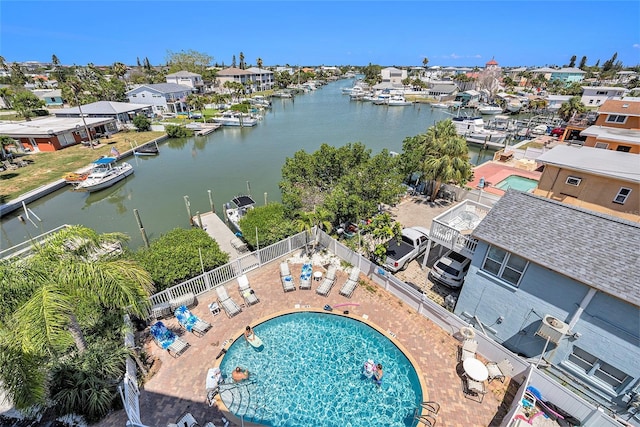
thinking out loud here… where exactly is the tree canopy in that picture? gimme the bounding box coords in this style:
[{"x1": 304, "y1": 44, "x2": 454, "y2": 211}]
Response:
[
  {"x1": 238, "y1": 203, "x2": 299, "y2": 249},
  {"x1": 135, "y1": 227, "x2": 229, "y2": 291},
  {"x1": 280, "y1": 143, "x2": 404, "y2": 224}
]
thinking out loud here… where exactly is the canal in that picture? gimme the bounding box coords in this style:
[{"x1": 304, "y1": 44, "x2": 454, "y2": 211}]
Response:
[{"x1": 1, "y1": 80, "x2": 496, "y2": 250}]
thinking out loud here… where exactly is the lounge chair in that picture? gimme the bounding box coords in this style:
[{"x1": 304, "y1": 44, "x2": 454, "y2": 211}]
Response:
[
  {"x1": 168, "y1": 412, "x2": 199, "y2": 427},
  {"x1": 280, "y1": 262, "x2": 296, "y2": 292},
  {"x1": 149, "y1": 321, "x2": 190, "y2": 357},
  {"x1": 338, "y1": 267, "x2": 360, "y2": 298},
  {"x1": 316, "y1": 265, "x2": 337, "y2": 297},
  {"x1": 215, "y1": 285, "x2": 242, "y2": 318},
  {"x1": 174, "y1": 305, "x2": 212, "y2": 337},
  {"x1": 460, "y1": 339, "x2": 478, "y2": 361},
  {"x1": 299, "y1": 262, "x2": 313, "y2": 290},
  {"x1": 237, "y1": 274, "x2": 260, "y2": 306},
  {"x1": 465, "y1": 377, "x2": 487, "y2": 403},
  {"x1": 486, "y1": 358, "x2": 514, "y2": 383}
]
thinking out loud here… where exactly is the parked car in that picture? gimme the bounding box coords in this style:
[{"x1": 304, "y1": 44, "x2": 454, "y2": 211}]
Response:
[
  {"x1": 550, "y1": 127, "x2": 565, "y2": 137},
  {"x1": 531, "y1": 125, "x2": 548, "y2": 135},
  {"x1": 428, "y1": 250, "x2": 471, "y2": 289}
]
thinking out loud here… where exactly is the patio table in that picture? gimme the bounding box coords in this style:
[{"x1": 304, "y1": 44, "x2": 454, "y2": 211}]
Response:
[{"x1": 463, "y1": 358, "x2": 489, "y2": 382}]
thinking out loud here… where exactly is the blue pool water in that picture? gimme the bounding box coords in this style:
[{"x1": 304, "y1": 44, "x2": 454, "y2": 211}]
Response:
[
  {"x1": 219, "y1": 312, "x2": 422, "y2": 426},
  {"x1": 495, "y1": 175, "x2": 539, "y2": 192}
]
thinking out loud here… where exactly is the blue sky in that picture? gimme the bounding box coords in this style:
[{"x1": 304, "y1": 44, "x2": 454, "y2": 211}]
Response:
[{"x1": 1, "y1": 1, "x2": 639, "y2": 68}]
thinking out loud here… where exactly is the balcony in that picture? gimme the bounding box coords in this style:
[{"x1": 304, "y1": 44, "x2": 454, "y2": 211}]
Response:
[{"x1": 429, "y1": 199, "x2": 492, "y2": 258}]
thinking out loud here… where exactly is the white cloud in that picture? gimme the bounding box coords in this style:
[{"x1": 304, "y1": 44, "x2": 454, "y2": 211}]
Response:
[
  {"x1": 442, "y1": 53, "x2": 483, "y2": 59},
  {"x1": 633, "y1": 43, "x2": 640, "y2": 49}
]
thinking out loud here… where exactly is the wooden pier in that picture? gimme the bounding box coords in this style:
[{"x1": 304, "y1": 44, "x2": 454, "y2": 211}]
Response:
[
  {"x1": 192, "y1": 211, "x2": 244, "y2": 258},
  {"x1": 186, "y1": 123, "x2": 222, "y2": 136}
]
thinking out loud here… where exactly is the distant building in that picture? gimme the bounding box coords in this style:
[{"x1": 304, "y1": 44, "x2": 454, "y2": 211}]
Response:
[
  {"x1": 126, "y1": 83, "x2": 194, "y2": 115},
  {"x1": 31, "y1": 89, "x2": 64, "y2": 107},
  {"x1": 550, "y1": 67, "x2": 587, "y2": 84},
  {"x1": 165, "y1": 71, "x2": 204, "y2": 94},
  {"x1": 485, "y1": 57, "x2": 500, "y2": 71},
  {"x1": 581, "y1": 86, "x2": 628, "y2": 107},
  {"x1": 245, "y1": 67, "x2": 275, "y2": 92},
  {"x1": 380, "y1": 67, "x2": 407, "y2": 86}
]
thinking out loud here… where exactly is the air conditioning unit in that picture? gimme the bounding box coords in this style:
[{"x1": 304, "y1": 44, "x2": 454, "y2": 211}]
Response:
[{"x1": 536, "y1": 314, "x2": 570, "y2": 344}]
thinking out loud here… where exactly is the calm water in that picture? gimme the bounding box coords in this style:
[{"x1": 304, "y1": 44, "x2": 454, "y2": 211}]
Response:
[
  {"x1": 219, "y1": 312, "x2": 422, "y2": 427},
  {"x1": 1, "y1": 80, "x2": 495, "y2": 250}
]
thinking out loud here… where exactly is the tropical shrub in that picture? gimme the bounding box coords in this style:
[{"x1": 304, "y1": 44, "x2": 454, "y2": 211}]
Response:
[
  {"x1": 238, "y1": 203, "x2": 299, "y2": 249},
  {"x1": 132, "y1": 114, "x2": 151, "y2": 131},
  {"x1": 135, "y1": 227, "x2": 229, "y2": 291},
  {"x1": 164, "y1": 124, "x2": 193, "y2": 138}
]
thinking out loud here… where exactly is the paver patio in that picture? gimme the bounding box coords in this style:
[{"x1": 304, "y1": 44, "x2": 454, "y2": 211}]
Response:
[{"x1": 97, "y1": 255, "x2": 516, "y2": 427}]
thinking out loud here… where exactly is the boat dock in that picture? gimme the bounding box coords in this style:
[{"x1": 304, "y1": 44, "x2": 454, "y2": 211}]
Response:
[
  {"x1": 192, "y1": 211, "x2": 259, "y2": 270},
  {"x1": 187, "y1": 123, "x2": 222, "y2": 136}
]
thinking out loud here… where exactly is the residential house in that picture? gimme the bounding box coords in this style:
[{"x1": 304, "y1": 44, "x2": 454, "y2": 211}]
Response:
[
  {"x1": 579, "y1": 99, "x2": 640, "y2": 153},
  {"x1": 455, "y1": 89, "x2": 481, "y2": 107},
  {"x1": 550, "y1": 67, "x2": 587, "y2": 85},
  {"x1": 428, "y1": 83, "x2": 458, "y2": 99},
  {"x1": 32, "y1": 89, "x2": 64, "y2": 107},
  {"x1": 485, "y1": 57, "x2": 500, "y2": 71},
  {"x1": 126, "y1": 83, "x2": 193, "y2": 115},
  {"x1": 454, "y1": 190, "x2": 640, "y2": 418},
  {"x1": 245, "y1": 67, "x2": 275, "y2": 92},
  {"x1": 165, "y1": 71, "x2": 204, "y2": 94},
  {"x1": 615, "y1": 70, "x2": 638, "y2": 85},
  {"x1": 546, "y1": 94, "x2": 573, "y2": 112},
  {"x1": 581, "y1": 86, "x2": 628, "y2": 107},
  {"x1": 533, "y1": 145, "x2": 639, "y2": 221},
  {"x1": 0, "y1": 116, "x2": 117, "y2": 152},
  {"x1": 55, "y1": 101, "x2": 153, "y2": 127},
  {"x1": 530, "y1": 66, "x2": 556, "y2": 82},
  {"x1": 214, "y1": 67, "x2": 254, "y2": 93},
  {"x1": 380, "y1": 67, "x2": 407, "y2": 86}
]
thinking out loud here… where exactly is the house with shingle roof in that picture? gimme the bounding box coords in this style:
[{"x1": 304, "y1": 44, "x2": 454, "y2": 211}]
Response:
[
  {"x1": 214, "y1": 67, "x2": 254, "y2": 92},
  {"x1": 550, "y1": 67, "x2": 587, "y2": 84},
  {"x1": 454, "y1": 190, "x2": 640, "y2": 415},
  {"x1": 54, "y1": 100, "x2": 153, "y2": 126},
  {"x1": 126, "y1": 83, "x2": 194, "y2": 115}
]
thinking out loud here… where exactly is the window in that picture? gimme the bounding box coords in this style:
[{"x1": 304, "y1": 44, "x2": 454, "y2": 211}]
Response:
[
  {"x1": 613, "y1": 187, "x2": 631, "y2": 204},
  {"x1": 606, "y1": 115, "x2": 627, "y2": 124},
  {"x1": 594, "y1": 142, "x2": 609, "y2": 149},
  {"x1": 565, "y1": 176, "x2": 582, "y2": 186},
  {"x1": 616, "y1": 145, "x2": 631, "y2": 152},
  {"x1": 482, "y1": 246, "x2": 528, "y2": 286},
  {"x1": 568, "y1": 347, "x2": 628, "y2": 389}
]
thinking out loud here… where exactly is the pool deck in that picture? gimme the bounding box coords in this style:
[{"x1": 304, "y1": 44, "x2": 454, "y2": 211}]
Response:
[
  {"x1": 469, "y1": 161, "x2": 542, "y2": 196},
  {"x1": 96, "y1": 256, "x2": 515, "y2": 427}
]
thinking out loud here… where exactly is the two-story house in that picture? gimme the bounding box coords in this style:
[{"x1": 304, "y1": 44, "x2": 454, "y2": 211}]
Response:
[
  {"x1": 215, "y1": 67, "x2": 254, "y2": 93},
  {"x1": 380, "y1": 67, "x2": 407, "y2": 86},
  {"x1": 550, "y1": 67, "x2": 586, "y2": 85},
  {"x1": 165, "y1": 71, "x2": 204, "y2": 94},
  {"x1": 454, "y1": 190, "x2": 640, "y2": 417},
  {"x1": 126, "y1": 83, "x2": 194, "y2": 115},
  {"x1": 581, "y1": 86, "x2": 628, "y2": 107},
  {"x1": 245, "y1": 67, "x2": 275, "y2": 92},
  {"x1": 532, "y1": 145, "x2": 639, "y2": 221},
  {"x1": 580, "y1": 99, "x2": 640, "y2": 153}
]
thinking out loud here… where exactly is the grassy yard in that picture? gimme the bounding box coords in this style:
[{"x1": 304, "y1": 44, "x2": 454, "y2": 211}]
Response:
[{"x1": 0, "y1": 130, "x2": 165, "y2": 203}]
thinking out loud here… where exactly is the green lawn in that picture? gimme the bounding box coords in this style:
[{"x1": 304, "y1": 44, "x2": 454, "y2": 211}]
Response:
[{"x1": 0, "y1": 130, "x2": 165, "y2": 203}]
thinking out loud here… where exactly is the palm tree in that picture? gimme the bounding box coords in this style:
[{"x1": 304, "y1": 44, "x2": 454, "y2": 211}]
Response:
[
  {"x1": 256, "y1": 58, "x2": 263, "y2": 69},
  {"x1": 421, "y1": 120, "x2": 473, "y2": 200},
  {"x1": 294, "y1": 207, "x2": 334, "y2": 253},
  {"x1": 6, "y1": 226, "x2": 153, "y2": 355},
  {"x1": 558, "y1": 96, "x2": 586, "y2": 122}
]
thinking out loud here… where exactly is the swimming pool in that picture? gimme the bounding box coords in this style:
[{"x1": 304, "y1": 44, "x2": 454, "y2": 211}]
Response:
[
  {"x1": 495, "y1": 175, "x2": 538, "y2": 192},
  {"x1": 219, "y1": 311, "x2": 423, "y2": 426}
]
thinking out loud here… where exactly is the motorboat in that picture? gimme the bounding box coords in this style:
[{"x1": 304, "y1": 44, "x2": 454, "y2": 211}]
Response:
[
  {"x1": 477, "y1": 104, "x2": 503, "y2": 115},
  {"x1": 452, "y1": 116, "x2": 507, "y2": 144},
  {"x1": 431, "y1": 102, "x2": 450, "y2": 109},
  {"x1": 74, "y1": 157, "x2": 134, "y2": 193},
  {"x1": 506, "y1": 101, "x2": 523, "y2": 113},
  {"x1": 387, "y1": 95, "x2": 411, "y2": 106},
  {"x1": 133, "y1": 144, "x2": 159, "y2": 156},
  {"x1": 224, "y1": 195, "x2": 256, "y2": 235},
  {"x1": 213, "y1": 111, "x2": 259, "y2": 127}
]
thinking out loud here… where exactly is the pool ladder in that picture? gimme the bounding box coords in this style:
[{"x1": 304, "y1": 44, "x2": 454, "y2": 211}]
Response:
[
  {"x1": 414, "y1": 401, "x2": 440, "y2": 426},
  {"x1": 218, "y1": 380, "x2": 266, "y2": 422}
]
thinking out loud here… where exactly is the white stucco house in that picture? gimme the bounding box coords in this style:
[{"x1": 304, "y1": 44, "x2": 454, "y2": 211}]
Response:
[
  {"x1": 581, "y1": 86, "x2": 628, "y2": 107},
  {"x1": 126, "y1": 83, "x2": 195, "y2": 115},
  {"x1": 165, "y1": 71, "x2": 204, "y2": 94}
]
